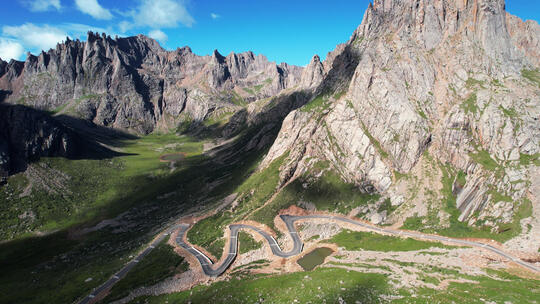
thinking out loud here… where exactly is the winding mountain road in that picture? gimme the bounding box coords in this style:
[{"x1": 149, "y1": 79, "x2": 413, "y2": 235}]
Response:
[
  {"x1": 78, "y1": 213, "x2": 540, "y2": 303},
  {"x1": 175, "y1": 215, "x2": 304, "y2": 276},
  {"x1": 177, "y1": 214, "x2": 540, "y2": 277}
]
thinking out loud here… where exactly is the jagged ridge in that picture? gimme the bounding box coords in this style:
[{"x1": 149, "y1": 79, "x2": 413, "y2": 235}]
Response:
[{"x1": 0, "y1": 32, "x2": 304, "y2": 134}]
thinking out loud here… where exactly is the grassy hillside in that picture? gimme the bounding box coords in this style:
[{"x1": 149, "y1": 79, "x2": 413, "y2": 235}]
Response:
[
  {"x1": 0, "y1": 133, "x2": 203, "y2": 240},
  {"x1": 102, "y1": 237, "x2": 188, "y2": 303},
  {"x1": 130, "y1": 268, "x2": 388, "y2": 304},
  {"x1": 0, "y1": 127, "x2": 277, "y2": 303},
  {"x1": 130, "y1": 266, "x2": 539, "y2": 304}
]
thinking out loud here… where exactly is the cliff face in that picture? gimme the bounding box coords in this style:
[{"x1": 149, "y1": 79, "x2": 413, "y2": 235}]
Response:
[
  {"x1": 0, "y1": 32, "x2": 304, "y2": 134},
  {"x1": 0, "y1": 103, "x2": 127, "y2": 179},
  {"x1": 0, "y1": 105, "x2": 76, "y2": 178},
  {"x1": 261, "y1": 0, "x2": 540, "y2": 233}
]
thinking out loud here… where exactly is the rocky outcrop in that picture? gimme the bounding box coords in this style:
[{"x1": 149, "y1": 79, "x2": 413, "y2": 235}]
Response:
[
  {"x1": 0, "y1": 103, "x2": 126, "y2": 178},
  {"x1": 0, "y1": 104, "x2": 77, "y2": 177},
  {"x1": 300, "y1": 55, "x2": 324, "y2": 89},
  {"x1": 0, "y1": 32, "x2": 304, "y2": 134},
  {"x1": 506, "y1": 13, "x2": 540, "y2": 67},
  {"x1": 261, "y1": 0, "x2": 540, "y2": 228}
]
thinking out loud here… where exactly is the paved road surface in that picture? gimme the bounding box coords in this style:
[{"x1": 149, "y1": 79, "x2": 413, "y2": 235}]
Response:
[
  {"x1": 175, "y1": 215, "x2": 303, "y2": 276},
  {"x1": 177, "y1": 214, "x2": 540, "y2": 277},
  {"x1": 78, "y1": 213, "x2": 540, "y2": 303},
  {"x1": 77, "y1": 225, "x2": 180, "y2": 304}
]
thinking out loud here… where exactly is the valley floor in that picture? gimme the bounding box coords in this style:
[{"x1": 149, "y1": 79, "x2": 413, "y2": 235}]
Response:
[{"x1": 85, "y1": 208, "x2": 540, "y2": 304}]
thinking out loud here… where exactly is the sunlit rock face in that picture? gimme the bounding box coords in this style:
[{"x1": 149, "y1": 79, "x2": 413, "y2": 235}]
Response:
[{"x1": 261, "y1": 0, "x2": 540, "y2": 226}]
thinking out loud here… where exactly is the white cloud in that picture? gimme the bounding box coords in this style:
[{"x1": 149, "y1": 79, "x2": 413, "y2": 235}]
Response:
[
  {"x1": 2, "y1": 23, "x2": 67, "y2": 52},
  {"x1": 0, "y1": 38, "x2": 25, "y2": 61},
  {"x1": 118, "y1": 21, "x2": 133, "y2": 33},
  {"x1": 75, "y1": 0, "x2": 113, "y2": 20},
  {"x1": 60, "y1": 23, "x2": 110, "y2": 37},
  {"x1": 134, "y1": 0, "x2": 194, "y2": 28},
  {"x1": 210, "y1": 13, "x2": 220, "y2": 20},
  {"x1": 148, "y1": 29, "x2": 167, "y2": 44},
  {"x1": 0, "y1": 23, "x2": 122, "y2": 59},
  {"x1": 23, "y1": 0, "x2": 62, "y2": 12}
]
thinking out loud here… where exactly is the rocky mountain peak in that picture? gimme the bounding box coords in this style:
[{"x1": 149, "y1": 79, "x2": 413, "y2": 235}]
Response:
[
  {"x1": 354, "y1": 0, "x2": 529, "y2": 74},
  {"x1": 211, "y1": 49, "x2": 226, "y2": 63},
  {"x1": 176, "y1": 46, "x2": 193, "y2": 54},
  {"x1": 300, "y1": 54, "x2": 324, "y2": 89}
]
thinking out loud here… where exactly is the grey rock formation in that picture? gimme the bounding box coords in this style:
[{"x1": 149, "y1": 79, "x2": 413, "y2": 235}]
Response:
[
  {"x1": 0, "y1": 32, "x2": 304, "y2": 135},
  {"x1": 0, "y1": 103, "x2": 127, "y2": 178},
  {"x1": 300, "y1": 55, "x2": 324, "y2": 89},
  {"x1": 506, "y1": 13, "x2": 540, "y2": 67},
  {"x1": 0, "y1": 105, "x2": 76, "y2": 177},
  {"x1": 261, "y1": 0, "x2": 540, "y2": 228}
]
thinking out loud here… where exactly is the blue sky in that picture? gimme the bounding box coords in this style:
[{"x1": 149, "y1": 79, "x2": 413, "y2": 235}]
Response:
[{"x1": 0, "y1": 0, "x2": 538, "y2": 66}]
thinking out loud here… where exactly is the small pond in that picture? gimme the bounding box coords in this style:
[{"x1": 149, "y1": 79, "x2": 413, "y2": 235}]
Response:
[
  {"x1": 159, "y1": 153, "x2": 186, "y2": 162},
  {"x1": 297, "y1": 247, "x2": 334, "y2": 271}
]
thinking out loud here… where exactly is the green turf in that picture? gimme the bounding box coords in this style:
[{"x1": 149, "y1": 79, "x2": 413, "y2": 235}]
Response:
[
  {"x1": 460, "y1": 93, "x2": 479, "y2": 114},
  {"x1": 128, "y1": 268, "x2": 389, "y2": 304},
  {"x1": 468, "y1": 149, "x2": 499, "y2": 171},
  {"x1": 103, "y1": 237, "x2": 188, "y2": 303},
  {"x1": 329, "y1": 230, "x2": 456, "y2": 252},
  {"x1": 203, "y1": 111, "x2": 234, "y2": 128},
  {"x1": 232, "y1": 259, "x2": 270, "y2": 274},
  {"x1": 0, "y1": 133, "x2": 204, "y2": 239},
  {"x1": 300, "y1": 95, "x2": 330, "y2": 113},
  {"x1": 242, "y1": 87, "x2": 255, "y2": 95},
  {"x1": 456, "y1": 170, "x2": 467, "y2": 187},
  {"x1": 238, "y1": 231, "x2": 262, "y2": 254},
  {"x1": 160, "y1": 153, "x2": 186, "y2": 162},
  {"x1": 465, "y1": 77, "x2": 485, "y2": 89},
  {"x1": 394, "y1": 270, "x2": 540, "y2": 303},
  {"x1": 0, "y1": 230, "x2": 127, "y2": 304},
  {"x1": 360, "y1": 121, "x2": 389, "y2": 159},
  {"x1": 522, "y1": 69, "x2": 540, "y2": 88},
  {"x1": 377, "y1": 198, "x2": 397, "y2": 214},
  {"x1": 128, "y1": 263, "x2": 539, "y2": 304},
  {"x1": 519, "y1": 152, "x2": 540, "y2": 166}
]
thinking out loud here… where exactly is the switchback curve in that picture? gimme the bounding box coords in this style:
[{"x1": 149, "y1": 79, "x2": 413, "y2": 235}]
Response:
[
  {"x1": 177, "y1": 214, "x2": 540, "y2": 277},
  {"x1": 78, "y1": 214, "x2": 540, "y2": 304}
]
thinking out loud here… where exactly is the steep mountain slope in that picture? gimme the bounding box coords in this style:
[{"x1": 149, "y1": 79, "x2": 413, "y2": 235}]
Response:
[
  {"x1": 0, "y1": 105, "x2": 76, "y2": 179},
  {"x1": 262, "y1": 0, "x2": 540, "y2": 244},
  {"x1": 0, "y1": 32, "x2": 303, "y2": 134},
  {"x1": 0, "y1": 104, "x2": 125, "y2": 179}
]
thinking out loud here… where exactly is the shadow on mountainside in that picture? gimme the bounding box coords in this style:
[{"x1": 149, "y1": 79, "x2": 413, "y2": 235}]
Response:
[
  {"x1": 0, "y1": 122, "x2": 282, "y2": 304},
  {"x1": 0, "y1": 104, "x2": 136, "y2": 177},
  {"x1": 0, "y1": 91, "x2": 313, "y2": 304},
  {"x1": 181, "y1": 90, "x2": 311, "y2": 142}
]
